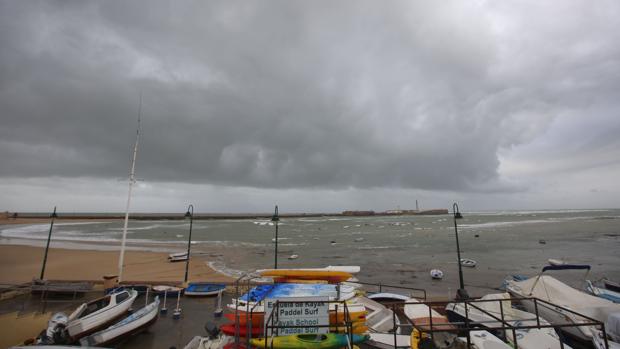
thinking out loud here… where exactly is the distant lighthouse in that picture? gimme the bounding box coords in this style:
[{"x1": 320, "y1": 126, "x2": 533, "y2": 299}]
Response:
[{"x1": 416, "y1": 200, "x2": 419, "y2": 211}]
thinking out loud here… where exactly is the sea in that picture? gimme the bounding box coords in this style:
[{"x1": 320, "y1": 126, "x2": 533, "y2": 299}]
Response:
[{"x1": 1, "y1": 209, "x2": 619, "y2": 296}]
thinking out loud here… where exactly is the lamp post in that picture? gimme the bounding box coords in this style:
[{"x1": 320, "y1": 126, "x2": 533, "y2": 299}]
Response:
[
  {"x1": 183, "y1": 204, "x2": 194, "y2": 284},
  {"x1": 272, "y1": 206, "x2": 279, "y2": 269},
  {"x1": 40, "y1": 206, "x2": 58, "y2": 280},
  {"x1": 453, "y1": 202, "x2": 469, "y2": 300}
]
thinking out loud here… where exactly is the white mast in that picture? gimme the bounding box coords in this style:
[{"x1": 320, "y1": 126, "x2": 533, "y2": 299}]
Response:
[{"x1": 118, "y1": 94, "x2": 142, "y2": 282}]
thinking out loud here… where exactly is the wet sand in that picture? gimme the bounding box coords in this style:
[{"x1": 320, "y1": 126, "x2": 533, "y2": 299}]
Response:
[{"x1": 0, "y1": 245, "x2": 233, "y2": 284}]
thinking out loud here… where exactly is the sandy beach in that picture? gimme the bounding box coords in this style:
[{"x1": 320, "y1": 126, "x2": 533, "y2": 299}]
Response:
[{"x1": 0, "y1": 244, "x2": 233, "y2": 285}]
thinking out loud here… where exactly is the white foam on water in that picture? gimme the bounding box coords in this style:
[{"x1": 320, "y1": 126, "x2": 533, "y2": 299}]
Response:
[{"x1": 357, "y1": 246, "x2": 397, "y2": 250}]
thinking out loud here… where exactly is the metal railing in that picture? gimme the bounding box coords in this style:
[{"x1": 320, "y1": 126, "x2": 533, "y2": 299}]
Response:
[{"x1": 381, "y1": 296, "x2": 610, "y2": 349}]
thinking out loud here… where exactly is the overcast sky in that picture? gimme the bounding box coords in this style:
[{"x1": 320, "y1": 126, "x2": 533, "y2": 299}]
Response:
[{"x1": 1, "y1": 1, "x2": 619, "y2": 213}]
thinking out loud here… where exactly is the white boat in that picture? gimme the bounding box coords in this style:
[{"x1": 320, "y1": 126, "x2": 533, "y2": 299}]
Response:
[
  {"x1": 168, "y1": 251, "x2": 188, "y2": 262},
  {"x1": 152, "y1": 285, "x2": 184, "y2": 296},
  {"x1": 460, "y1": 258, "x2": 477, "y2": 268},
  {"x1": 367, "y1": 292, "x2": 410, "y2": 303},
  {"x1": 367, "y1": 333, "x2": 410, "y2": 349},
  {"x1": 288, "y1": 254, "x2": 299, "y2": 260},
  {"x1": 183, "y1": 335, "x2": 232, "y2": 349},
  {"x1": 355, "y1": 296, "x2": 400, "y2": 333},
  {"x1": 445, "y1": 293, "x2": 570, "y2": 349},
  {"x1": 586, "y1": 280, "x2": 620, "y2": 303},
  {"x1": 404, "y1": 298, "x2": 456, "y2": 348},
  {"x1": 548, "y1": 258, "x2": 567, "y2": 266},
  {"x1": 506, "y1": 270, "x2": 620, "y2": 343},
  {"x1": 430, "y1": 269, "x2": 444, "y2": 279},
  {"x1": 37, "y1": 289, "x2": 138, "y2": 344},
  {"x1": 66, "y1": 289, "x2": 138, "y2": 341},
  {"x1": 455, "y1": 330, "x2": 512, "y2": 349},
  {"x1": 79, "y1": 296, "x2": 160, "y2": 346}
]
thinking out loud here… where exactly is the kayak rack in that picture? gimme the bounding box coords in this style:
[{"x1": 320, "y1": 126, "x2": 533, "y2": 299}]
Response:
[
  {"x1": 230, "y1": 272, "x2": 361, "y2": 349},
  {"x1": 377, "y1": 296, "x2": 611, "y2": 349}
]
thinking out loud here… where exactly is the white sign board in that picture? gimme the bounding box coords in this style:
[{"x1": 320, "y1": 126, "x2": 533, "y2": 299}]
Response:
[{"x1": 264, "y1": 297, "x2": 329, "y2": 335}]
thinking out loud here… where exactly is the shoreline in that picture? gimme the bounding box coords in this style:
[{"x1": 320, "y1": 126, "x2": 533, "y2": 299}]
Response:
[{"x1": 0, "y1": 209, "x2": 449, "y2": 224}]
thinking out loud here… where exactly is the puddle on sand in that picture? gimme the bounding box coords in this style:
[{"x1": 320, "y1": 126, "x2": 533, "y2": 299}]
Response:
[{"x1": 0, "y1": 311, "x2": 52, "y2": 348}]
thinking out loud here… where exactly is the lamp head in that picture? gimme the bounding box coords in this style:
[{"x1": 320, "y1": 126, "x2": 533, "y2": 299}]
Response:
[
  {"x1": 271, "y1": 205, "x2": 279, "y2": 222},
  {"x1": 184, "y1": 210, "x2": 192, "y2": 218},
  {"x1": 453, "y1": 202, "x2": 463, "y2": 219}
]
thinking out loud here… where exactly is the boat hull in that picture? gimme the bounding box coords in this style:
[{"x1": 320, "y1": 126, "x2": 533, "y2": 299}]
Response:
[
  {"x1": 185, "y1": 283, "x2": 226, "y2": 297},
  {"x1": 67, "y1": 290, "x2": 138, "y2": 341},
  {"x1": 79, "y1": 297, "x2": 160, "y2": 346}
]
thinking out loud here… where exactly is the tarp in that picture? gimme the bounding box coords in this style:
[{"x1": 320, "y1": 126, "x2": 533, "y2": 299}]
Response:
[{"x1": 507, "y1": 275, "x2": 620, "y2": 321}]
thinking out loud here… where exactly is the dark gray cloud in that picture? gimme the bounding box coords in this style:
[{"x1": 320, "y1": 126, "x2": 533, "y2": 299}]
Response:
[{"x1": 1, "y1": 0, "x2": 619, "y2": 201}]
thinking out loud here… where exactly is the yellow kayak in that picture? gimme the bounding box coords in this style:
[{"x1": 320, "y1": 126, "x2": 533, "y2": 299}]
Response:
[
  {"x1": 250, "y1": 333, "x2": 369, "y2": 349},
  {"x1": 258, "y1": 269, "x2": 353, "y2": 283}
]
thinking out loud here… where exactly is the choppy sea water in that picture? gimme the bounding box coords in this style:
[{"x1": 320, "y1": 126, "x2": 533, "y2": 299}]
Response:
[{"x1": 2, "y1": 209, "x2": 619, "y2": 296}]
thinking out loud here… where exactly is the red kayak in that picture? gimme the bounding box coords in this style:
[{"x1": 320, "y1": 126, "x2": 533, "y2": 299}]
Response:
[{"x1": 220, "y1": 323, "x2": 263, "y2": 337}]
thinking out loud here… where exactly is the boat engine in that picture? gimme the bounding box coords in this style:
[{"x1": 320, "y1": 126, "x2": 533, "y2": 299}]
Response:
[{"x1": 36, "y1": 312, "x2": 69, "y2": 344}]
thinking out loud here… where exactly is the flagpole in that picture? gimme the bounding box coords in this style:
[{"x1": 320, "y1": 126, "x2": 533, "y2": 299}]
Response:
[{"x1": 118, "y1": 94, "x2": 142, "y2": 283}]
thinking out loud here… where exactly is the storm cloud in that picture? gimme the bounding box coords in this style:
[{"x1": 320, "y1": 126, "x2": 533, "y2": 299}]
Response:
[{"x1": 1, "y1": 1, "x2": 619, "y2": 211}]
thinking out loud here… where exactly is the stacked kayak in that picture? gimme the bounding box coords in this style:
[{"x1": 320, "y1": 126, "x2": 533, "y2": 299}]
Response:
[
  {"x1": 250, "y1": 333, "x2": 369, "y2": 349},
  {"x1": 221, "y1": 267, "x2": 370, "y2": 347}
]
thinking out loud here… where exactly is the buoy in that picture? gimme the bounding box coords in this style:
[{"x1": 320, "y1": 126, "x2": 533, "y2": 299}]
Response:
[
  {"x1": 430, "y1": 269, "x2": 444, "y2": 279},
  {"x1": 460, "y1": 258, "x2": 477, "y2": 268}
]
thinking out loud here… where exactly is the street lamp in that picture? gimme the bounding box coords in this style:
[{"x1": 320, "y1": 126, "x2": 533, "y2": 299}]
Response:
[
  {"x1": 183, "y1": 204, "x2": 194, "y2": 284},
  {"x1": 272, "y1": 205, "x2": 279, "y2": 269},
  {"x1": 40, "y1": 206, "x2": 58, "y2": 280},
  {"x1": 453, "y1": 202, "x2": 469, "y2": 300}
]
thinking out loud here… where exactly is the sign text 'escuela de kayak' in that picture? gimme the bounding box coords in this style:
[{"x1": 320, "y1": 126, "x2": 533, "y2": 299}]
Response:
[{"x1": 264, "y1": 297, "x2": 329, "y2": 335}]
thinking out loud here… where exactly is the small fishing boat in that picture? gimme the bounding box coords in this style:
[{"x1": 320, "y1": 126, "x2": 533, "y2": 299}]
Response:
[
  {"x1": 460, "y1": 258, "x2": 477, "y2": 268},
  {"x1": 66, "y1": 289, "x2": 138, "y2": 341},
  {"x1": 288, "y1": 254, "x2": 299, "y2": 260},
  {"x1": 250, "y1": 333, "x2": 369, "y2": 349},
  {"x1": 168, "y1": 252, "x2": 188, "y2": 262},
  {"x1": 548, "y1": 258, "x2": 567, "y2": 266},
  {"x1": 185, "y1": 283, "x2": 226, "y2": 297},
  {"x1": 367, "y1": 292, "x2": 409, "y2": 303},
  {"x1": 37, "y1": 289, "x2": 138, "y2": 344},
  {"x1": 152, "y1": 285, "x2": 184, "y2": 297},
  {"x1": 79, "y1": 296, "x2": 160, "y2": 346},
  {"x1": 586, "y1": 280, "x2": 620, "y2": 303},
  {"x1": 430, "y1": 269, "x2": 444, "y2": 279}
]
